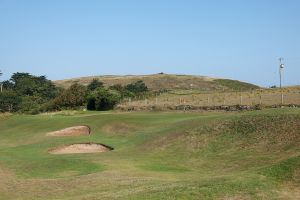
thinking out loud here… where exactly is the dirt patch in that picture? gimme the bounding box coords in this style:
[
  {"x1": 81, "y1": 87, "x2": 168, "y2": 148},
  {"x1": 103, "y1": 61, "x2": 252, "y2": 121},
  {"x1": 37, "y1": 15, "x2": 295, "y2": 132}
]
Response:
[
  {"x1": 48, "y1": 143, "x2": 113, "y2": 154},
  {"x1": 46, "y1": 126, "x2": 91, "y2": 136}
]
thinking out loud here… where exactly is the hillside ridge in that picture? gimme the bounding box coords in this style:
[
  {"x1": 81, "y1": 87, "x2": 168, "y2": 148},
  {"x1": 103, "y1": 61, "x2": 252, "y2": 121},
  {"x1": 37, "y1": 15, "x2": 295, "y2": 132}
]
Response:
[{"x1": 54, "y1": 73, "x2": 260, "y2": 91}]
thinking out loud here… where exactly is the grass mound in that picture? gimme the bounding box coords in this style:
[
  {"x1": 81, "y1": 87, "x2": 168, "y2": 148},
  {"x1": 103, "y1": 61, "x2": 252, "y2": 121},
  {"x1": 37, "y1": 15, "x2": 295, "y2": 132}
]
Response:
[
  {"x1": 55, "y1": 73, "x2": 259, "y2": 91},
  {"x1": 214, "y1": 79, "x2": 259, "y2": 91},
  {"x1": 226, "y1": 114, "x2": 300, "y2": 139}
]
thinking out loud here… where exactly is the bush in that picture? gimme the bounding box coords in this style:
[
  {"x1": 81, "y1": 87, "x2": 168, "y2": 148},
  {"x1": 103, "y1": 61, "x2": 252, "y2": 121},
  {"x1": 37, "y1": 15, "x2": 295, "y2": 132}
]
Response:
[
  {"x1": 254, "y1": 104, "x2": 265, "y2": 110},
  {"x1": 87, "y1": 88, "x2": 121, "y2": 111},
  {"x1": 87, "y1": 79, "x2": 104, "y2": 91},
  {"x1": 109, "y1": 84, "x2": 135, "y2": 98},
  {"x1": 125, "y1": 80, "x2": 148, "y2": 94},
  {"x1": 18, "y1": 96, "x2": 41, "y2": 113},
  {"x1": 53, "y1": 83, "x2": 87, "y2": 109},
  {"x1": 0, "y1": 90, "x2": 22, "y2": 112}
]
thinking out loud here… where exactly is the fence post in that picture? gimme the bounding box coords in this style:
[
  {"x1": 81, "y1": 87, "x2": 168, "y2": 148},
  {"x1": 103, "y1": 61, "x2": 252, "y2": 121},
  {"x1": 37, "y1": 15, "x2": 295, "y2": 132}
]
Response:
[
  {"x1": 259, "y1": 94, "x2": 262, "y2": 105},
  {"x1": 240, "y1": 94, "x2": 243, "y2": 105}
]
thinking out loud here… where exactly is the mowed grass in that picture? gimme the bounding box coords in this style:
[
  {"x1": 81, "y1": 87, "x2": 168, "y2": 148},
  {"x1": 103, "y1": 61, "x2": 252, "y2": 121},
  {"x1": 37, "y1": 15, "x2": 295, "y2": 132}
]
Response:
[{"x1": 0, "y1": 109, "x2": 299, "y2": 200}]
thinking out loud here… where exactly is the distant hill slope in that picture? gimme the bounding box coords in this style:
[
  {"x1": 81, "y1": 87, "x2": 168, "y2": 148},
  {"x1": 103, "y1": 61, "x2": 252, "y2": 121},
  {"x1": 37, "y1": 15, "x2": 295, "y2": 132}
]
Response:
[{"x1": 54, "y1": 74, "x2": 260, "y2": 91}]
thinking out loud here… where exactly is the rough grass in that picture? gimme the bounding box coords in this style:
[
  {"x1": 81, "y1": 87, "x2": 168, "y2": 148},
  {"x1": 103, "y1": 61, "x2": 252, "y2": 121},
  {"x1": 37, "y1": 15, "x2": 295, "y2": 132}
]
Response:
[
  {"x1": 54, "y1": 73, "x2": 259, "y2": 91},
  {"x1": 120, "y1": 86, "x2": 300, "y2": 109},
  {"x1": 260, "y1": 156, "x2": 300, "y2": 181},
  {"x1": 0, "y1": 109, "x2": 299, "y2": 199},
  {"x1": 213, "y1": 79, "x2": 259, "y2": 91}
]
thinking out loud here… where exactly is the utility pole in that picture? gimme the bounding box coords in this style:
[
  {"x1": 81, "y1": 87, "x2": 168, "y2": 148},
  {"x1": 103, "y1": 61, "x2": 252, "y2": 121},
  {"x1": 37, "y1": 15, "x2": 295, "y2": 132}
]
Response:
[
  {"x1": 279, "y1": 58, "x2": 284, "y2": 89},
  {"x1": 279, "y1": 58, "x2": 285, "y2": 104},
  {"x1": 0, "y1": 70, "x2": 3, "y2": 93}
]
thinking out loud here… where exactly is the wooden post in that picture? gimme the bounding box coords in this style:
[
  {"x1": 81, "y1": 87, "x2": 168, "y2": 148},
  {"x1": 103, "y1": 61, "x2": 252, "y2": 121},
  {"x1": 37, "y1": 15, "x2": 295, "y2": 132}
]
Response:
[
  {"x1": 240, "y1": 94, "x2": 243, "y2": 105},
  {"x1": 259, "y1": 94, "x2": 262, "y2": 105}
]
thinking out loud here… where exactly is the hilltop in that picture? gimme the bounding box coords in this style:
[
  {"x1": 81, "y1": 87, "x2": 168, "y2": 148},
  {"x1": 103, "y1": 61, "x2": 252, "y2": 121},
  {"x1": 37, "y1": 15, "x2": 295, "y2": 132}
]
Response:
[{"x1": 54, "y1": 73, "x2": 260, "y2": 91}]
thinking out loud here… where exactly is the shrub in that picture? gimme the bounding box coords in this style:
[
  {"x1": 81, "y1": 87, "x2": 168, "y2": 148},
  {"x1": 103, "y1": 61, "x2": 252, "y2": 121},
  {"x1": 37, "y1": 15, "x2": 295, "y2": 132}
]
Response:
[
  {"x1": 87, "y1": 79, "x2": 104, "y2": 91},
  {"x1": 87, "y1": 88, "x2": 121, "y2": 111},
  {"x1": 18, "y1": 96, "x2": 41, "y2": 113},
  {"x1": 53, "y1": 83, "x2": 87, "y2": 109},
  {"x1": 109, "y1": 84, "x2": 135, "y2": 98},
  {"x1": 0, "y1": 90, "x2": 22, "y2": 112},
  {"x1": 125, "y1": 80, "x2": 148, "y2": 94}
]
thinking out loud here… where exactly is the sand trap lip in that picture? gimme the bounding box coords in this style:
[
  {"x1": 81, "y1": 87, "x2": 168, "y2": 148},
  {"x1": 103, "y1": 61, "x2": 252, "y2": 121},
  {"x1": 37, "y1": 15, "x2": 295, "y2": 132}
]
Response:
[
  {"x1": 46, "y1": 126, "x2": 91, "y2": 136},
  {"x1": 48, "y1": 143, "x2": 113, "y2": 154}
]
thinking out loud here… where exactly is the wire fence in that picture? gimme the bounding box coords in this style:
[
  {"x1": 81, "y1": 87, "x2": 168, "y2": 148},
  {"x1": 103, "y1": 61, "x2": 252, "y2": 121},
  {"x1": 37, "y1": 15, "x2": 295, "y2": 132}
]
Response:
[{"x1": 121, "y1": 89, "x2": 300, "y2": 108}]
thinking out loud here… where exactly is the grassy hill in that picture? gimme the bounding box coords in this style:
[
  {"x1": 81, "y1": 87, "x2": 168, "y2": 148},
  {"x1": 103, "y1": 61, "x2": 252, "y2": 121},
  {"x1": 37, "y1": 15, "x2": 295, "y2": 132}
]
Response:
[
  {"x1": 0, "y1": 108, "x2": 299, "y2": 199},
  {"x1": 54, "y1": 73, "x2": 260, "y2": 91}
]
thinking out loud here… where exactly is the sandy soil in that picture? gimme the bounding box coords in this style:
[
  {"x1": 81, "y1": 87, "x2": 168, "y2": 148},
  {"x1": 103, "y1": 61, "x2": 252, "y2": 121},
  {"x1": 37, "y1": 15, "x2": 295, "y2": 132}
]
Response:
[
  {"x1": 49, "y1": 143, "x2": 112, "y2": 154},
  {"x1": 46, "y1": 126, "x2": 91, "y2": 136}
]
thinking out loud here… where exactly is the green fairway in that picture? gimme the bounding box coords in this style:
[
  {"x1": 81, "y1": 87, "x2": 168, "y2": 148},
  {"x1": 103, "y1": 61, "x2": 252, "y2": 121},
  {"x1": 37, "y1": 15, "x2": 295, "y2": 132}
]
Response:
[{"x1": 0, "y1": 109, "x2": 299, "y2": 200}]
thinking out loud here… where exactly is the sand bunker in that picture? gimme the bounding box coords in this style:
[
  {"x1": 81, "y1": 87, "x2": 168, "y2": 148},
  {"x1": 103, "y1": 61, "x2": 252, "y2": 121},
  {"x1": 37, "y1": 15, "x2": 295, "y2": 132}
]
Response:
[
  {"x1": 46, "y1": 126, "x2": 91, "y2": 136},
  {"x1": 49, "y1": 143, "x2": 113, "y2": 154}
]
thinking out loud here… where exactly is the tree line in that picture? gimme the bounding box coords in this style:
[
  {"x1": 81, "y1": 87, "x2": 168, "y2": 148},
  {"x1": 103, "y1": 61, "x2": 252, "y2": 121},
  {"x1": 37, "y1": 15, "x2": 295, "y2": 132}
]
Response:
[{"x1": 0, "y1": 72, "x2": 148, "y2": 114}]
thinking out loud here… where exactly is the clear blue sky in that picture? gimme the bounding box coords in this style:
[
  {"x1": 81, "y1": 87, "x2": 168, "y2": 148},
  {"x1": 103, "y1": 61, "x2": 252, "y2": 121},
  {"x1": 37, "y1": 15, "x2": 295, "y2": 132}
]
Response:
[{"x1": 0, "y1": 0, "x2": 299, "y2": 87}]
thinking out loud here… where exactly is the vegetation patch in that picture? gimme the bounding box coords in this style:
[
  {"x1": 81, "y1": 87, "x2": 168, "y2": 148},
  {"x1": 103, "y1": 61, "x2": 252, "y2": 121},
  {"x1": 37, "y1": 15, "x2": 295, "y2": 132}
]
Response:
[
  {"x1": 140, "y1": 163, "x2": 189, "y2": 173},
  {"x1": 102, "y1": 122, "x2": 139, "y2": 135},
  {"x1": 225, "y1": 114, "x2": 300, "y2": 146},
  {"x1": 259, "y1": 156, "x2": 300, "y2": 182},
  {"x1": 214, "y1": 79, "x2": 259, "y2": 91}
]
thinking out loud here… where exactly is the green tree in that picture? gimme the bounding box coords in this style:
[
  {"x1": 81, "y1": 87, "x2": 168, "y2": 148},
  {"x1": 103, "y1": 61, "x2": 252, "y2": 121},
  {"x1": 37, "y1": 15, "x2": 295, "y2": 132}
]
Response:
[
  {"x1": 0, "y1": 72, "x2": 61, "y2": 113},
  {"x1": 5, "y1": 72, "x2": 59, "y2": 100},
  {"x1": 1, "y1": 80, "x2": 14, "y2": 90}
]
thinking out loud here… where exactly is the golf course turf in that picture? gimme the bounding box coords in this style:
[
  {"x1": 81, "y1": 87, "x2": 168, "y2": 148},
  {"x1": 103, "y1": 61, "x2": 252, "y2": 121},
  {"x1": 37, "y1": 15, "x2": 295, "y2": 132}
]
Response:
[{"x1": 0, "y1": 108, "x2": 299, "y2": 199}]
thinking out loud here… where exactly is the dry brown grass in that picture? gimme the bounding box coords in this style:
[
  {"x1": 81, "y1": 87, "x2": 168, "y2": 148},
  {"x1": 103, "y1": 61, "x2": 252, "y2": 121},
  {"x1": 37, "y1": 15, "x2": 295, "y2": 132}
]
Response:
[
  {"x1": 0, "y1": 113, "x2": 12, "y2": 119},
  {"x1": 119, "y1": 87, "x2": 300, "y2": 110},
  {"x1": 54, "y1": 74, "x2": 258, "y2": 91}
]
